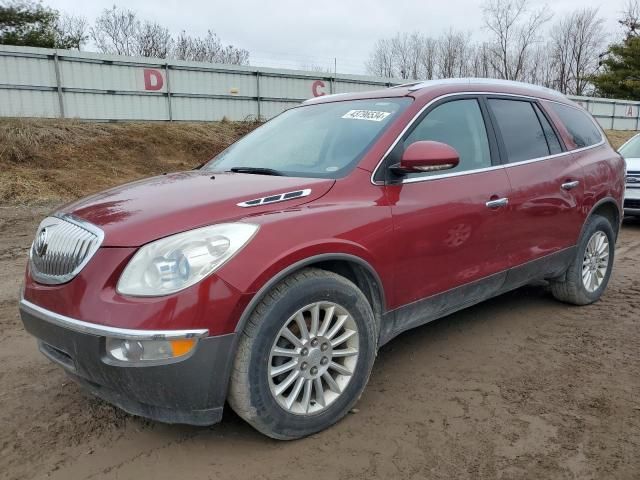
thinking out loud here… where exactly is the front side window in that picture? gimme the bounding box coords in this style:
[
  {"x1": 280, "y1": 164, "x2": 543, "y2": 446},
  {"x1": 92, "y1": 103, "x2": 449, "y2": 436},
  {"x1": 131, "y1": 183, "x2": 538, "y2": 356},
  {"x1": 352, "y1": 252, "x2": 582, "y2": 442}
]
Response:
[
  {"x1": 488, "y1": 99, "x2": 551, "y2": 163},
  {"x1": 547, "y1": 102, "x2": 602, "y2": 149},
  {"x1": 403, "y1": 99, "x2": 492, "y2": 176},
  {"x1": 204, "y1": 98, "x2": 411, "y2": 179}
]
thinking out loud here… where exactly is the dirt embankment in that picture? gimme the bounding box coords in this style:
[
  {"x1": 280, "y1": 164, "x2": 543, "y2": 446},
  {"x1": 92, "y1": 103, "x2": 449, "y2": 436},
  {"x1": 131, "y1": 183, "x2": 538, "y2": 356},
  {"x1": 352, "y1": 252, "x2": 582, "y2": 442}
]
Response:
[
  {"x1": 0, "y1": 119, "x2": 260, "y2": 205},
  {"x1": 0, "y1": 118, "x2": 634, "y2": 206}
]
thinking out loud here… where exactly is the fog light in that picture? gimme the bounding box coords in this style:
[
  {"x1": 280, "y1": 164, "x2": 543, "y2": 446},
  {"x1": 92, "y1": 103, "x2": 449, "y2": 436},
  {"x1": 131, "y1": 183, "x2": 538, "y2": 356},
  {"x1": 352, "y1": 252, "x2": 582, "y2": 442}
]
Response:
[{"x1": 106, "y1": 337, "x2": 197, "y2": 364}]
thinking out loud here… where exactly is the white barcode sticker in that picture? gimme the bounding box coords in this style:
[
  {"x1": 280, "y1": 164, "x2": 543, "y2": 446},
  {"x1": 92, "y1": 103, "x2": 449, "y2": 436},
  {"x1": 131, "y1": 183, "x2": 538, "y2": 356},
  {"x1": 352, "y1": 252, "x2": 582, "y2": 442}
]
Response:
[{"x1": 342, "y1": 110, "x2": 392, "y2": 122}]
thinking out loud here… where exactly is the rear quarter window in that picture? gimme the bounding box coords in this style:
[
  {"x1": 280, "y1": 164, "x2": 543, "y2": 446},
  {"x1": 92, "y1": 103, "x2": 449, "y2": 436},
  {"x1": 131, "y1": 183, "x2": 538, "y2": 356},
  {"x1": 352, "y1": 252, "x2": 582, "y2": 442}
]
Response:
[{"x1": 546, "y1": 102, "x2": 602, "y2": 149}]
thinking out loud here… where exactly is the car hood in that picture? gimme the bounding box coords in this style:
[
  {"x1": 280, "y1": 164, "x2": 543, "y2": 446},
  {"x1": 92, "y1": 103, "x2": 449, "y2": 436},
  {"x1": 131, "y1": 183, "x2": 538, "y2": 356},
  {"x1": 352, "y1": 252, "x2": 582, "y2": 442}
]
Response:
[
  {"x1": 625, "y1": 157, "x2": 640, "y2": 172},
  {"x1": 59, "y1": 171, "x2": 335, "y2": 247}
]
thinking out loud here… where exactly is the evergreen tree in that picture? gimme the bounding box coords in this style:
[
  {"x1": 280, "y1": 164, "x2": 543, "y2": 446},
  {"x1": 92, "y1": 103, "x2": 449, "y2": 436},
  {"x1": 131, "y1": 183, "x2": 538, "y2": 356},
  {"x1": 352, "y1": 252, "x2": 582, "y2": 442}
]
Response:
[
  {"x1": 0, "y1": 1, "x2": 85, "y2": 49},
  {"x1": 592, "y1": 37, "x2": 640, "y2": 100}
]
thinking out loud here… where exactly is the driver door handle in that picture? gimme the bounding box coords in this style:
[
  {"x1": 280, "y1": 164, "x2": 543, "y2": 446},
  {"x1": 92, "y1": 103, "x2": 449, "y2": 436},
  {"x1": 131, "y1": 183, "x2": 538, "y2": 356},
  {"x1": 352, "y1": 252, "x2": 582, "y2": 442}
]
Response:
[
  {"x1": 561, "y1": 180, "x2": 580, "y2": 191},
  {"x1": 485, "y1": 197, "x2": 509, "y2": 209}
]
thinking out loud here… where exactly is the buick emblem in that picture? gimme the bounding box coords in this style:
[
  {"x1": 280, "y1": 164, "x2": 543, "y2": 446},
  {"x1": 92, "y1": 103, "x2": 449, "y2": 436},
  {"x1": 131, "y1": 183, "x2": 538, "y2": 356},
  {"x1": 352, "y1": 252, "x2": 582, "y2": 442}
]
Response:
[{"x1": 34, "y1": 227, "x2": 48, "y2": 257}]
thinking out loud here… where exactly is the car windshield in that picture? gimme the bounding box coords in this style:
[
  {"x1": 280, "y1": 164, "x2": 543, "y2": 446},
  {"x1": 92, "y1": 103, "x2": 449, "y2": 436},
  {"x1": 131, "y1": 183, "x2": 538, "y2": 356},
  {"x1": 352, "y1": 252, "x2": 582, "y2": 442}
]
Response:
[
  {"x1": 203, "y1": 98, "x2": 411, "y2": 178},
  {"x1": 619, "y1": 134, "x2": 640, "y2": 159}
]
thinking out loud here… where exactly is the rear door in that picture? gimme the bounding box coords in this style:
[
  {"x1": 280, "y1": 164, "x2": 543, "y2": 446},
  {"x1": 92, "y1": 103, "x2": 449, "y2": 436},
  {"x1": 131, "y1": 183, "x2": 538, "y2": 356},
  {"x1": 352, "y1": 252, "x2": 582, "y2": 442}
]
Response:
[{"x1": 486, "y1": 97, "x2": 585, "y2": 270}]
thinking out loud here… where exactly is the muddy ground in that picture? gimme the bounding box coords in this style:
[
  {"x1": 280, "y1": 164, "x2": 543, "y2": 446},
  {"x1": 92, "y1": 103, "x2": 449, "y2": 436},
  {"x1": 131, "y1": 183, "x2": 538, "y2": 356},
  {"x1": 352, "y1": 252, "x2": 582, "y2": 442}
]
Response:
[{"x1": 1, "y1": 204, "x2": 639, "y2": 480}]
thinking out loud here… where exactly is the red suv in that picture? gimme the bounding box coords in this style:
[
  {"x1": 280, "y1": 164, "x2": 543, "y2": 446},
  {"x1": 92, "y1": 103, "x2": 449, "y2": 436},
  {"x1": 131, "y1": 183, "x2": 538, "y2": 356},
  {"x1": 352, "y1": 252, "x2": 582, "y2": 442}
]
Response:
[{"x1": 20, "y1": 79, "x2": 625, "y2": 439}]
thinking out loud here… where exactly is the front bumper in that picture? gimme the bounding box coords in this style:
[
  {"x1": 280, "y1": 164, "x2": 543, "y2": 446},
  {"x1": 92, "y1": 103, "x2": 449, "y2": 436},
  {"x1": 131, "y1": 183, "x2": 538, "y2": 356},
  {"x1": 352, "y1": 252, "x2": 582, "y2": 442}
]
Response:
[{"x1": 19, "y1": 298, "x2": 237, "y2": 426}]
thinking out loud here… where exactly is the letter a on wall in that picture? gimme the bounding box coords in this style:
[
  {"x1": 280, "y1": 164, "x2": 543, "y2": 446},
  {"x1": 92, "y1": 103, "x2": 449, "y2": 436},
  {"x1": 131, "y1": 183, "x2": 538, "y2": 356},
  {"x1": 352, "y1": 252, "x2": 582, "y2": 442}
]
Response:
[{"x1": 143, "y1": 69, "x2": 164, "y2": 91}]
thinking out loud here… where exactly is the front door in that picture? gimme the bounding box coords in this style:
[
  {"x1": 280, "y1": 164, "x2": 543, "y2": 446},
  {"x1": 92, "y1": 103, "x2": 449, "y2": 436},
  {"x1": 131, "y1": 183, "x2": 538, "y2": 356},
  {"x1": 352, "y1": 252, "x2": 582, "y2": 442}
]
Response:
[{"x1": 383, "y1": 97, "x2": 512, "y2": 332}]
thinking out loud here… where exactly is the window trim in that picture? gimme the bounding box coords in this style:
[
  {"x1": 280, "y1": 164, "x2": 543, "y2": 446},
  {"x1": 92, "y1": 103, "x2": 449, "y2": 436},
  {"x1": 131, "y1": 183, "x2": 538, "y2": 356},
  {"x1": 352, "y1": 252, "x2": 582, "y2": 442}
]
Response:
[
  {"x1": 484, "y1": 95, "x2": 562, "y2": 165},
  {"x1": 388, "y1": 95, "x2": 499, "y2": 181},
  {"x1": 532, "y1": 102, "x2": 566, "y2": 153},
  {"x1": 370, "y1": 91, "x2": 605, "y2": 186}
]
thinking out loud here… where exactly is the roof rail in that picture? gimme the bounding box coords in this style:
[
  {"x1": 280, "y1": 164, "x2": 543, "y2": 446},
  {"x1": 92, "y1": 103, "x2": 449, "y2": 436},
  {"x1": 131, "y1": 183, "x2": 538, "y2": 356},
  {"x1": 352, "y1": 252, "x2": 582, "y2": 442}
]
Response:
[{"x1": 403, "y1": 78, "x2": 566, "y2": 98}]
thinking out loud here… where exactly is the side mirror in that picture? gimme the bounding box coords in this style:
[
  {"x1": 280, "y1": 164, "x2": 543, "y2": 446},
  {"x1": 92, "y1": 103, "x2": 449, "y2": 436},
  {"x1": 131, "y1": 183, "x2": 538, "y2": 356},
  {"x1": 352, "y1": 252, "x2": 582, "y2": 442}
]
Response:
[{"x1": 391, "y1": 141, "x2": 460, "y2": 175}]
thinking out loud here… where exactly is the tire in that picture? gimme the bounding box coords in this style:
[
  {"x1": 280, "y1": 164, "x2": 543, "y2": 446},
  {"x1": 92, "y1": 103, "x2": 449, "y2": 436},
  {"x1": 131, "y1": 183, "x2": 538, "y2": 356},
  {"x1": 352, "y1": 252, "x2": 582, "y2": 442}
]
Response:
[
  {"x1": 228, "y1": 268, "x2": 377, "y2": 440},
  {"x1": 551, "y1": 215, "x2": 615, "y2": 305}
]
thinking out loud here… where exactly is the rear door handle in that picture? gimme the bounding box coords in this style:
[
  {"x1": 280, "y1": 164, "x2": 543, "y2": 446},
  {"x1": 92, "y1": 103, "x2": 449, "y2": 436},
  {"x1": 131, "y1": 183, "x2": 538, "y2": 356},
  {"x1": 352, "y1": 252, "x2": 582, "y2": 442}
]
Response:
[
  {"x1": 485, "y1": 197, "x2": 509, "y2": 209},
  {"x1": 561, "y1": 180, "x2": 580, "y2": 191}
]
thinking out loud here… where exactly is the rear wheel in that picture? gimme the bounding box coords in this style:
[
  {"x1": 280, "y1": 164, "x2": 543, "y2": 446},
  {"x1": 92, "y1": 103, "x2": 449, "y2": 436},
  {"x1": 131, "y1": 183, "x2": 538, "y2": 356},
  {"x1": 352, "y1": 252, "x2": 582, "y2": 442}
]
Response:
[
  {"x1": 551, "y1": 215, "x2": 615, "y2": 305},
  {"x1": 228, "y1": 268, "x2": 377, "y2": 439}
]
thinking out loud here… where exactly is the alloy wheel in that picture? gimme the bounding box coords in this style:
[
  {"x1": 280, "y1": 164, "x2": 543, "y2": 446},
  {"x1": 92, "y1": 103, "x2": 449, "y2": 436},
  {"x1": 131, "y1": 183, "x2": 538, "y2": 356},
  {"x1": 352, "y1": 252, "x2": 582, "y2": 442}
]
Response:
[
  {"x1": 582, "y1": 231, "x2": 610, "y2": 293},
  {"x1": 268, "y1": 302, "x2": 359, "y2": 415}
]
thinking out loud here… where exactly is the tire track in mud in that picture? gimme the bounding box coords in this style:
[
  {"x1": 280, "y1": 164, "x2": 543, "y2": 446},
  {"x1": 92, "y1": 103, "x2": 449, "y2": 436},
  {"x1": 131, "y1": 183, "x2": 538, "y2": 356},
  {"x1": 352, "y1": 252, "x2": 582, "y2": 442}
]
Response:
[{"x1": 1, "y1": 209, "x2": 639, "y2": 480}]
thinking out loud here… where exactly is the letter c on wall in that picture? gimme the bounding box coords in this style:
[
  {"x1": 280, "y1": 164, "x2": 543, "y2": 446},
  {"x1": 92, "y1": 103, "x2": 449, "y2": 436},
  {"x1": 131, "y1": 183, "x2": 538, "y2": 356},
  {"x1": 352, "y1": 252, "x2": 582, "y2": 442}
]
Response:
[
  {"x1": 312, "y1": 80, "x2": 325, "y2": 97},
  {"x1": 144, "y1": 69, "x2": 164, "y2": 91}
]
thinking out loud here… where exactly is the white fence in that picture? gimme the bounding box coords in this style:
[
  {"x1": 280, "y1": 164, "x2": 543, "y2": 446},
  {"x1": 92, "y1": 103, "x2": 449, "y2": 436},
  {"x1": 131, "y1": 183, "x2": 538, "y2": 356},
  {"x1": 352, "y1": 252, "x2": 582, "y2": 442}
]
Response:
[{"x1": 1, "y1": 45, "x2": 639, "y2": 130}]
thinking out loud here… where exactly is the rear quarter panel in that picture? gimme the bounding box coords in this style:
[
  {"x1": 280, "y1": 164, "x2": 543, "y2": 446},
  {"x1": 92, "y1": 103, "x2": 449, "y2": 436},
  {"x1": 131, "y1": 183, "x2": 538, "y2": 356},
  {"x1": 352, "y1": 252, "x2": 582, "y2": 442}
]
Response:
[
  {"x1": 542, "y1": 101, "x2": 625, "y2": 234},
  {"x1": 575, "y1": 143, "x2": 626, "y2": 232}
]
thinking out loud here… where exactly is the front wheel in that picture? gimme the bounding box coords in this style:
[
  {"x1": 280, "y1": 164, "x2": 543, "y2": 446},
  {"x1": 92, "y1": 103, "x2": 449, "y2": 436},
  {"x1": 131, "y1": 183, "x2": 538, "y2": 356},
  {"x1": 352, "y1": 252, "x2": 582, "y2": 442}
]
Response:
[
  {"x1": 551, "y1": 215, "x2": 615, "y2": 305},
  {"x1": 228, "y1": 268, "x2": 377, "y2": 440}
]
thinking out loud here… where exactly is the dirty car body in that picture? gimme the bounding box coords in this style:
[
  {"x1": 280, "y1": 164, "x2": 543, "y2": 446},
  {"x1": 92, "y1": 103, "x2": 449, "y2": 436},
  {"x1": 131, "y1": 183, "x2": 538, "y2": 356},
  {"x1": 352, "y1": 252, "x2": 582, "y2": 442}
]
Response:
[{"x1": 20, "y1": 79, "x2": 625, "y2": 439}]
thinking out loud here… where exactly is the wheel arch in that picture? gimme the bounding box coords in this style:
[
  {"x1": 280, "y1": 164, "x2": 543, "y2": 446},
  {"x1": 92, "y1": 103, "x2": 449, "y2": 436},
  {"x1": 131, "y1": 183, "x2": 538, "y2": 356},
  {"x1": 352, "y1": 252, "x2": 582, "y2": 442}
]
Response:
[
  {"x1": 582, "y1": 197, "x2": 622, "y2": 241},
  {"x1": 233, "y1": 253, "x2": 387, "y2": 337}
]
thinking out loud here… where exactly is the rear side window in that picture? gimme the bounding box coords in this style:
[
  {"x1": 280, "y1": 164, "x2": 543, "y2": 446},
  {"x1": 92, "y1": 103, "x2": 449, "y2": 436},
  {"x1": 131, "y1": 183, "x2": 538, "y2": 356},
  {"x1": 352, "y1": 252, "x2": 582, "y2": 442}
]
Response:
[
  {"x1": 404, "y1": 99, "x2": 492, "y2": 176},
  {"x1": 488, "y1": 99, "x2": 550, "y2": 163},
  {"x1": 533, "y1": 104, "x2": 563, "y2": 154},
  {"x1": 547, "y1": 102, "x2": 602, "y2": 149}
]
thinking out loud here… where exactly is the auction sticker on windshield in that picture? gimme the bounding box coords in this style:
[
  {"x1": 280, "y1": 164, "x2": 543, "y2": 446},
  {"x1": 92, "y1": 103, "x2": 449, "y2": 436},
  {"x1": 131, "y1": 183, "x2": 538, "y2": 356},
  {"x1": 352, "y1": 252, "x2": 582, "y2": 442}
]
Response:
[{"x1": 342, "y1": 110, "x2": 392, "y2": 122}]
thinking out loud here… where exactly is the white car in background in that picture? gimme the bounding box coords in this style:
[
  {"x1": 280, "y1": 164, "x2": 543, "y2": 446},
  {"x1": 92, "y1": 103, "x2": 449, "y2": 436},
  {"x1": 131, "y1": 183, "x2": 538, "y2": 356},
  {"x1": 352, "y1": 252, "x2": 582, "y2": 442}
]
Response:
[{"x1": 619, "y1": 134, "x2": 640, "y2": 217}]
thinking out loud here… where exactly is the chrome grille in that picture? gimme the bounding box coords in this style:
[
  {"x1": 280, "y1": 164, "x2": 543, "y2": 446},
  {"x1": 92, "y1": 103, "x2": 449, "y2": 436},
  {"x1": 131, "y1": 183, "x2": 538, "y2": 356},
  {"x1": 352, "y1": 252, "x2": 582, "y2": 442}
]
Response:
[
  {"x1": 29, "y1": 215, "x2": 104, "y2": 285},
  {"x1": 627, "y1": 171, "x2": 640, "y2": 188}
]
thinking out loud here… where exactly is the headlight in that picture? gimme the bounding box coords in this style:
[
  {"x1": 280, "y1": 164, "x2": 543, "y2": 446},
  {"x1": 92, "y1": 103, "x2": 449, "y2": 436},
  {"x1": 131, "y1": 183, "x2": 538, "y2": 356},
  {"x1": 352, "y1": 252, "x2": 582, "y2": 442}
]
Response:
[{"x1": 117, "y1": 223, "x2": 258, "y2": 296}]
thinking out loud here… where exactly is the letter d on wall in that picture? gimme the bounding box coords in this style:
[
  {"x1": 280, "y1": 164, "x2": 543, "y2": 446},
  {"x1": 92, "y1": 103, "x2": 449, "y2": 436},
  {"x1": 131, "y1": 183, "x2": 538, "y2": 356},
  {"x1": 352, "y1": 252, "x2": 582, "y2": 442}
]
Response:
[{"x1": 143, "y1": 69, "x2": 164, "y2": 91}]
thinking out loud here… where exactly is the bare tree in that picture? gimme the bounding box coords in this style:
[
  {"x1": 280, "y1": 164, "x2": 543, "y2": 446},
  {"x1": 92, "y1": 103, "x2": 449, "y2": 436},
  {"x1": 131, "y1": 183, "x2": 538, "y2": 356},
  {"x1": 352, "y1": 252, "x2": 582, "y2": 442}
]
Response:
[
  {"x1": 55, "y1": 14, "x2": 88, "y2": 50},
  {"x1": 90, "y1": 6, "x2": 139, "y2": 56},
  {"x1": 136, "y1": 21, "x2": 172, "y2": 58},
  {"x1": 482, "y1": 0, "x2": 552, "y2": 80},
  {"x1": 550, "y1": 17, "x2": 573, "y2": 92},
  {"x1": 470, "y1": 42, "x2": 494, "y2": 78},
  {"x1": 419, "y1": 36, "x2": 439, "y2": 79},
  {"x1": 219, "y1": 44, "x2": 249, "y2": 65},
  {"x1": 406, "y1": 32, "x2": 424, "y2": 80},
  {"x1": 549, "y1": 8, "x2": 605, "y2": 95},
  {"x1": 568, "y1": 8, "x2": 605, "y2": 95},
  {"x1": 172, "y1": 30, "x2": 248, "y2": 65},
  {"x1": 437, "y1": 29, "x2": 472, "y2": 78},
  {"x1": 173, "y1": 30, "x2": 195, "y2": 61},
  {"x1": 526, "y1": 42, "x2": 557, "y2": 87},
  {"x1": 365, "y1": 38, "x2": 395, "y2": 77},
  {"x1": 390, "y1": 33, "x2": 413, "y2": 79},
  {"x1": 619, "y1": 0, "x2": 640, "y2": 39}
]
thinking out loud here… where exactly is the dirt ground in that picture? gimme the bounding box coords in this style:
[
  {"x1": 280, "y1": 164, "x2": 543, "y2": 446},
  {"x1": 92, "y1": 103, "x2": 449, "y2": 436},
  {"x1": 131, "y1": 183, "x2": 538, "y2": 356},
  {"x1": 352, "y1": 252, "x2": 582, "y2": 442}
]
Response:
[{"x1": 0, "y1": 203, "x2": 638, "y2": 480}]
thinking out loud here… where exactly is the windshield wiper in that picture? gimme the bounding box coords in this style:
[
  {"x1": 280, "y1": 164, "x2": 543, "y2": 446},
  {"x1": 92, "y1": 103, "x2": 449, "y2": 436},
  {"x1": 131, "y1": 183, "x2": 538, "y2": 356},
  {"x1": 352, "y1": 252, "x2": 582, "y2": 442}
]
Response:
[{"x1": 228, "y1": 167, "x2": 285, "y2": 176}]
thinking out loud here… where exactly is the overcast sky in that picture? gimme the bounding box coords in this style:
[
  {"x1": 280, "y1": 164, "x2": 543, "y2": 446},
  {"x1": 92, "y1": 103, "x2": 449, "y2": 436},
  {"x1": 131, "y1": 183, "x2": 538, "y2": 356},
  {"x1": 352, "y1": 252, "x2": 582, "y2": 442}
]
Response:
[{"x1": 47, "y1": 0, "x2": 624, "y2": 74}]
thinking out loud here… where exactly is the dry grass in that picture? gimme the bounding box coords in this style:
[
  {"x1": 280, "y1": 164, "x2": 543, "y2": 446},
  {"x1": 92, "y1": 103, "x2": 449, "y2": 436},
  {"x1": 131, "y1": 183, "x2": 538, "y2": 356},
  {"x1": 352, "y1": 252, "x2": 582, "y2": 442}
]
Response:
[
  {"x1": 0, "y1": 118, "x2": 260, "y2": 205},
  {"x1": 0, "y1": 120, "x2": 635, "y2": 206},
  {"x1": 605, "y1": 130, "x2": 635, "y2": 150}
]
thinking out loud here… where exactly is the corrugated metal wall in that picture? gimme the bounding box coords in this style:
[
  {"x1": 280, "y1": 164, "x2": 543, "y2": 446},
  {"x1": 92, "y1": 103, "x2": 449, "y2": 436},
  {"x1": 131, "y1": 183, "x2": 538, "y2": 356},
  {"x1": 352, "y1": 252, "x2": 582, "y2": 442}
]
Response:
[{"x1": 1, "y1": 45, "x2": 639, "y2": 130}]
